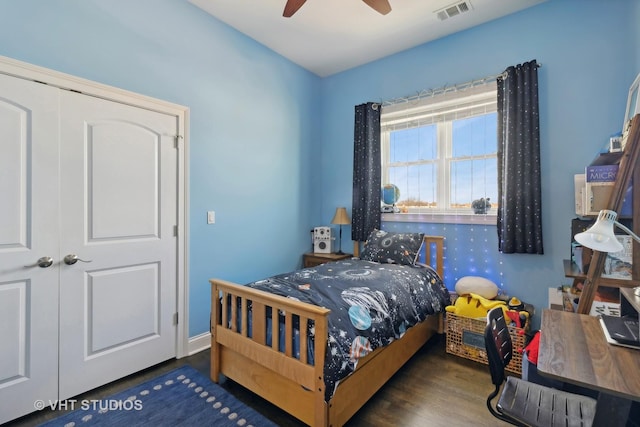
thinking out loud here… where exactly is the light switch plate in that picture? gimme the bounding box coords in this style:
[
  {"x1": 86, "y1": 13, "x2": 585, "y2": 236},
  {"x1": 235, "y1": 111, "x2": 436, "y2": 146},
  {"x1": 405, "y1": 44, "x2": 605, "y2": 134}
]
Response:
[{"x1": 207, "y1": 211, "x2": 215, "y2": 224}]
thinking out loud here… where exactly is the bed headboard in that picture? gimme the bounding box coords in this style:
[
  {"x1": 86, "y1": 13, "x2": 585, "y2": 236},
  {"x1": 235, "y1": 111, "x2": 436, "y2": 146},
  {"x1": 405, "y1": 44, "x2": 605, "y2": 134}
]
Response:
[{"x1": 421, "y1": 235, "x2": 444, "y2": 278}]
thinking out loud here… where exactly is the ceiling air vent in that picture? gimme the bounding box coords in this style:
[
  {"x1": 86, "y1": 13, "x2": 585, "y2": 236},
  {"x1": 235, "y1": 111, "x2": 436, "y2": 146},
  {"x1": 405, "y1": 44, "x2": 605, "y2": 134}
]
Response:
[{"x1": 436, "y1": 1, "x2": 473, "y2": 21}]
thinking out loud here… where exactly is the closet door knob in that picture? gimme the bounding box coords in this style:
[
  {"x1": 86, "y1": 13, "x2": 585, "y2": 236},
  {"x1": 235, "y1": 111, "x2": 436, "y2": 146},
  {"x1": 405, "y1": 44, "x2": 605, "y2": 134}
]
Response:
[
  {"x1": 63, "y1": 254, "x2": 92, "y2": 265},
  {"x1": 24, "y1": 256, "x2": 54, "y2": 268}
]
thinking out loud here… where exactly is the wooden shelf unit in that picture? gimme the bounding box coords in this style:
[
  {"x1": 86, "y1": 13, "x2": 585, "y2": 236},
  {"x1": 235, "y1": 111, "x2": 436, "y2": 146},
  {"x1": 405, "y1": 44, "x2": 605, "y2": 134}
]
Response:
[{"x1": 576, "y1": 115, "x2": 640, "y2": 313}]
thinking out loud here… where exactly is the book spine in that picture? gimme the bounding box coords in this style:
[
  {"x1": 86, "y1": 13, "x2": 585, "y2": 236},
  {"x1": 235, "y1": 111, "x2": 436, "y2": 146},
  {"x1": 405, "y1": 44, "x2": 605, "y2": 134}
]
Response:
[{"x1": 585, "y1": 164, "x2": 619, "y2": 182}]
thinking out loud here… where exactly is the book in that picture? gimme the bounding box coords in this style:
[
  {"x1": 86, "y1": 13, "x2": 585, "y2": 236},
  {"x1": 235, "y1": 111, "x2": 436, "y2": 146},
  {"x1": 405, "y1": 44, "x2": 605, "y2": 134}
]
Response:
[
  {"x1": 586, "y1": 164, "x2": 619, "y2": 182},
  {"x1": 599, "y1": 318, "x2": 640, "y2": 349}
]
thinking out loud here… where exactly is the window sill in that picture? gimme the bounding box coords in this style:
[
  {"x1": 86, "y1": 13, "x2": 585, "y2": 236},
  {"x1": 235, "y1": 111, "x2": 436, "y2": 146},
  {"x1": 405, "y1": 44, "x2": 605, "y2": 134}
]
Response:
[{"x1": 381, "y1": 212, "x2": 497, "y2": 225}]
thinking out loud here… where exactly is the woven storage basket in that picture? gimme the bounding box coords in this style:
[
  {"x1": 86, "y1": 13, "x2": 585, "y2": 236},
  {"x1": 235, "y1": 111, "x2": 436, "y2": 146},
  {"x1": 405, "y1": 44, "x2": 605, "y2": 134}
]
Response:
[{"x1": 446, "y1": 312, "x2": 527, "y2": 375}]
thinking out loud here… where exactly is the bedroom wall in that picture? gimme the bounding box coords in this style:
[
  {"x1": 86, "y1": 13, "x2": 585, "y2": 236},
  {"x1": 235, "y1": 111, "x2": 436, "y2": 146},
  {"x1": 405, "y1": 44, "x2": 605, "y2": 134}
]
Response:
[
  {"x1": 0, "y1": 0, "x2": 321, "y2": 337},
  {"x1": 317, "y1": 0, "x2": 640, "y2": 328}
]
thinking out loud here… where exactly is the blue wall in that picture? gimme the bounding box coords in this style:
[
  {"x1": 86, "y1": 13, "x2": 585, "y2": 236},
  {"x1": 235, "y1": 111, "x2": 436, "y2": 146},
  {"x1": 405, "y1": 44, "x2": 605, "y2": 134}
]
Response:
[
  {"x1": 318, "y1": 0, "x2": 640, "y2": 328},
  {"x1": 1, "y1": 0, "x2": 638, "y2": 335}
]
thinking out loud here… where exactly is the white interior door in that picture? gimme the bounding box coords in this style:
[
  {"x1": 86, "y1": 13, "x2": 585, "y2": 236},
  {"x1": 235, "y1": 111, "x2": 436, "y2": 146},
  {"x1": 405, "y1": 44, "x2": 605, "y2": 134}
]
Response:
[
  {"x1": 0, "y1": 76, "x2": 60, "y2": 423},
  {"x1": 0, "y1": 58, "x2": 185, "y2": 423},
  {"x1": 58, "y1": 90, "x2": 178, "y2": 399}
]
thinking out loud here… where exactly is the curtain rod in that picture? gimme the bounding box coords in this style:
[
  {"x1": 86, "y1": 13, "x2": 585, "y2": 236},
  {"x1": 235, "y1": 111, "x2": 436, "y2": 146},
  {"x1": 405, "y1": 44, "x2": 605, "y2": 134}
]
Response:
[{"x1": 380, "y1": 63, "x2": 542, "y2": 108}]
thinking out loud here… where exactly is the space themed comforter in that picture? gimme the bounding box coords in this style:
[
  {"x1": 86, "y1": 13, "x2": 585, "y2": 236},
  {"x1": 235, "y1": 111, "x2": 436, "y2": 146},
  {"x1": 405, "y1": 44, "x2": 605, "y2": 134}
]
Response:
[{"x1": 244, "y1": 258, "x2": 451, "y2": 401}]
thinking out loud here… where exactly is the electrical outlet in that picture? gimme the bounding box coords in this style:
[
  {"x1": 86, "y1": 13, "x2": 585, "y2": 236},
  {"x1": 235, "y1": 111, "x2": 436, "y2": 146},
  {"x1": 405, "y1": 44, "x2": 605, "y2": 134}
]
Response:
[{"x1": 207, "y1": 211, "x2": 215, "y2": 224}]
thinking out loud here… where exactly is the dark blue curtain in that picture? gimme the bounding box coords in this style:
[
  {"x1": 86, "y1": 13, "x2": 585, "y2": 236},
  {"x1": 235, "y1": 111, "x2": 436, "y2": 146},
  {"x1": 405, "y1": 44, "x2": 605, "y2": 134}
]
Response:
[
  {"x1": 497, "y1": 59, "x2": 543, "y2": 254},
  {"x1": 351, "y1": 102, "x2": 381, "y2": 242}
]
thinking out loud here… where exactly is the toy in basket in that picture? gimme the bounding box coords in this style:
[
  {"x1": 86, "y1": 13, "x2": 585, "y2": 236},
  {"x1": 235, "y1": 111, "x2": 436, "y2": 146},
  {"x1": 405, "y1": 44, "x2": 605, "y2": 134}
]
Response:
[{"x1": 444, "y1": 277, "x2": 531, "y2": 375}]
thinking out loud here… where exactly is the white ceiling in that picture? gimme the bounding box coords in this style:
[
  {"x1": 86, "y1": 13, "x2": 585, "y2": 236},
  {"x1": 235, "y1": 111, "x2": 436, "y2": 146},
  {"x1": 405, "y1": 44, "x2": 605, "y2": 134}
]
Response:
[{"x1": 188, "y1": 0, "x2": 546, "y2": 77}]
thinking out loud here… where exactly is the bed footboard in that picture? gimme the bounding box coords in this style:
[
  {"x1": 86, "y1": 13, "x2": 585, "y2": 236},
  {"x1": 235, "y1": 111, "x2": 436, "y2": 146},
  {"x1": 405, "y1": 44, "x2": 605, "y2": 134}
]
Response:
[
  {"x1": 210, "y1": 278, "x2": 331, "y2": 426},
  {"x1": 210, "y1": 279, "x2": 444, "y2": 427}
]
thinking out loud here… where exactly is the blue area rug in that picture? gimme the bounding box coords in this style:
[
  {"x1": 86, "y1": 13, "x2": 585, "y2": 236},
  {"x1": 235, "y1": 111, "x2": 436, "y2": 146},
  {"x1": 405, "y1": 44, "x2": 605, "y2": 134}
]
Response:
[{"x1": 39, "y1": 365, "x2": 277, "y2": 427}]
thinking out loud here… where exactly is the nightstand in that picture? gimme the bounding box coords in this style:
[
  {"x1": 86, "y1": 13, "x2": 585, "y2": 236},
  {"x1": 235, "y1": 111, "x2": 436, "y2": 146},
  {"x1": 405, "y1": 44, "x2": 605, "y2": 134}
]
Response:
[{"x1": 303, "y1": 252, "x2": 352, "y2": 268}]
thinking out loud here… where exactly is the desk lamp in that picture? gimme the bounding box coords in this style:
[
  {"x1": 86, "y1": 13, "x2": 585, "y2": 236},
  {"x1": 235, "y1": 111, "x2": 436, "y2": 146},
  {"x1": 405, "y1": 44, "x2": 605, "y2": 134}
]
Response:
[
  {"x1": 331, "y1": 207, "x2": 350, "y2": 255},
  {"x1": 574, "y1": 209, "x2": 640, "y2": 296}
]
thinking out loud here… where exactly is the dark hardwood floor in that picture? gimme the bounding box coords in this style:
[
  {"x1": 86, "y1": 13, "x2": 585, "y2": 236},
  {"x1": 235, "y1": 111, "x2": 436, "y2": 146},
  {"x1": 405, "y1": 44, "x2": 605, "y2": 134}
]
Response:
[{"x1": 6, "y1": 334, "x2": 509, "y2": 426}]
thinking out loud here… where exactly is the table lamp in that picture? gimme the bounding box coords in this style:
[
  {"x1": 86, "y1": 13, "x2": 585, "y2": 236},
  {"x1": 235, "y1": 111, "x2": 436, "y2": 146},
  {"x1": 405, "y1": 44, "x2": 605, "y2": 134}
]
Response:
[
  {"x1": 331, "y1": 207, "x2": 350, "y2": 255},
  {"x1": 574, "y1": 209, "x2": 640, "y2": 296}
]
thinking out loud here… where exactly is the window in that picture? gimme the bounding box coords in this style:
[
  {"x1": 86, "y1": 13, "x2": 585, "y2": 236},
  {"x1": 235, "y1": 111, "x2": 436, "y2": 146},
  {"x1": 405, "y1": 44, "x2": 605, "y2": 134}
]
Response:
[{"x1": 381, "y1": 82, "x2": 498, "y2": 224}]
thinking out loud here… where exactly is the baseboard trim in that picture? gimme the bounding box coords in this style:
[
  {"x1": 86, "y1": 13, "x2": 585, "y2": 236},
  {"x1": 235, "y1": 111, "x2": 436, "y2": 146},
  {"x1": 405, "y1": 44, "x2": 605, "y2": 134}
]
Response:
[{"x1": 186, "y1": 332, "x2": 211, "y2": 356}]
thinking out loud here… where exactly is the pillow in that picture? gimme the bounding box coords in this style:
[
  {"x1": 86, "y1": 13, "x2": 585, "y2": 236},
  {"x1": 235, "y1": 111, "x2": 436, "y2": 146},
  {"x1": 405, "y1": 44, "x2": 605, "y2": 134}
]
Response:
[
  {"x1": 454, "y1": 276, "x2": 499, "y2": 299},
  {"x1": 360, "y1": 229, "x2": 424, "y2": 266}
]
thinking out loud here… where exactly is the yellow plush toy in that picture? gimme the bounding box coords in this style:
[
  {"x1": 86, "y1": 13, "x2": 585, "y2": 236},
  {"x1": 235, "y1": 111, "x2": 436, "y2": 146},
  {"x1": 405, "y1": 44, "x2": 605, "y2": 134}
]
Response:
[{"x1": 445, "y1": 293, "x2": 508, "y2": 319}]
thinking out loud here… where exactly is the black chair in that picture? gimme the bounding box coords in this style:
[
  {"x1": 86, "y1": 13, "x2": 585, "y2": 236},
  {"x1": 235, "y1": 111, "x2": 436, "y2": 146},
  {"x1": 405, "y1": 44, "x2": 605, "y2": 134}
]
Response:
[{"x1": 484, "y1": 307, "x2": 597, "y2": 427}]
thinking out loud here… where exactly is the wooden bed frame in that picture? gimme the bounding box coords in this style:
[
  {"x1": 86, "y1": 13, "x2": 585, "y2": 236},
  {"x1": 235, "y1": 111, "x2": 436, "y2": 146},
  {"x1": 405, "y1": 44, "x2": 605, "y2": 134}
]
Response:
[{"x1": 210, "y1": 235, "x2": 445, "y2": 427}]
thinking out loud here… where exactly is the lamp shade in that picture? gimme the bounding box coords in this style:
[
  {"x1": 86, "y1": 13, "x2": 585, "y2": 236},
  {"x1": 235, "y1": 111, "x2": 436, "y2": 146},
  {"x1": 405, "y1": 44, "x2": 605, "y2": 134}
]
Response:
[
  {"x1": 331, "y1": 207, "x2": 351, "y2": 225},
  {"x1": 574, "y1": 210, "x2": 624, "y2": 253}
]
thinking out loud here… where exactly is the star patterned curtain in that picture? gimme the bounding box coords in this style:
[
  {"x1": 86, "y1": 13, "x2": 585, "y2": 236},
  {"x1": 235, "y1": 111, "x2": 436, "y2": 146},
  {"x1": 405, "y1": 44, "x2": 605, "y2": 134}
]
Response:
[
  {"x1": 497, "y1": 59, "x2": 543, "y2": 254},
  {"x1": 351, "y1": 102, "x2": 381, "y2": 242}
]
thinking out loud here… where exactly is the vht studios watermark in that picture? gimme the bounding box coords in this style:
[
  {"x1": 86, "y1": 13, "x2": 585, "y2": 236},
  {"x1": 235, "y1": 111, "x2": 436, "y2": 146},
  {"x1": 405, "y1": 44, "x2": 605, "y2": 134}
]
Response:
[{"x1": 34, "y1": 399, "x2": 143, "y2": 412}]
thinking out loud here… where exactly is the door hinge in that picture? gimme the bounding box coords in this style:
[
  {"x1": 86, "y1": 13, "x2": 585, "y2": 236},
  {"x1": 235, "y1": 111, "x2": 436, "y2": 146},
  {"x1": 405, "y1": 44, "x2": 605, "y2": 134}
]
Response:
[
  {"x1": 174, "y1": 135, "x2": 183, "y2": 149},
  {"x1": 173, "y1": 225, "x2": 178, "y2": 237},
  {"x1": 173, "y1": 312, "x2": 179, "y2": 325}
]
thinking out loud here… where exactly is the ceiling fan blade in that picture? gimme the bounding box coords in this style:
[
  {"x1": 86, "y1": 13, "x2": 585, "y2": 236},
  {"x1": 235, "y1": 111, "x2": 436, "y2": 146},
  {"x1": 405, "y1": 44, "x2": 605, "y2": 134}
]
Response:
[
  {"x1": 362, "y1": 0, "x2": 392, "y2": 15},
  {"x1": 283, "y1": 0, "x2": 307, "y2": 17}
]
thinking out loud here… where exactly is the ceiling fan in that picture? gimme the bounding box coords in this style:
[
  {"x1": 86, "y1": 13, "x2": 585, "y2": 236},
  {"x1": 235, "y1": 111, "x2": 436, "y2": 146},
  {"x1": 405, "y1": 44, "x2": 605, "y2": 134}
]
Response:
[{"x1": 283, "y1": 0, "x2": 392, "y2": 18}]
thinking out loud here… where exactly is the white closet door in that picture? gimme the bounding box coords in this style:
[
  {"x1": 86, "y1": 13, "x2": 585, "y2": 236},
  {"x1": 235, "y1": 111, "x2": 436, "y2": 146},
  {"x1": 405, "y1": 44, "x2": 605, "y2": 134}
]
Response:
[
  {"x1": 0, "y1": 76, "x2": 60, "y2": 423},
  {"x1": 58, "y1": 90, "x2": 178, "y2": 399}
]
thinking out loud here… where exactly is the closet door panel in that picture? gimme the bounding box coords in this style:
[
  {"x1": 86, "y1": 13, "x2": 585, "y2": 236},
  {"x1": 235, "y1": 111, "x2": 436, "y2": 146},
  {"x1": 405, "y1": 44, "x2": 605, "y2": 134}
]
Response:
[
  {"x1": 0, "y1": 75, "x2": 60, "y2": 424},
  {"x1": 89, "y1": 122, "x2": 159, "y2": 239},
  {"x1": 88, "y1": 263, "x2": 159, "y2": 353},
  {"x1": 0, "y1": 283, "x2": 28, "y2": 379},
  {"x1": 0, "y1": 100, "x2": 27, "y2": 246}
]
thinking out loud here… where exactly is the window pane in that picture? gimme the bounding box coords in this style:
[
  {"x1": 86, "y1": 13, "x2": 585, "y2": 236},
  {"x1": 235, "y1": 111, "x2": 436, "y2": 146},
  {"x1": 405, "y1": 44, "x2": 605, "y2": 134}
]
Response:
[
  {"x1": 450, "y1": 158, "x2": 497, "y2": 209},
  {"x1": 452, "y1": 113, "x2": 497, "y2": 157},
  {"x1": 388, "y1": 164, "x2": 437, "y2": 208},
  {"x1": 390, "y1": 125, "x2": 437, "y2": 162}
]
